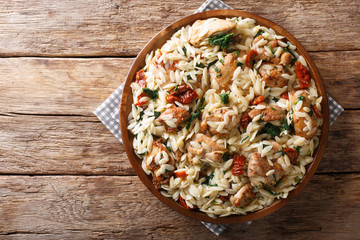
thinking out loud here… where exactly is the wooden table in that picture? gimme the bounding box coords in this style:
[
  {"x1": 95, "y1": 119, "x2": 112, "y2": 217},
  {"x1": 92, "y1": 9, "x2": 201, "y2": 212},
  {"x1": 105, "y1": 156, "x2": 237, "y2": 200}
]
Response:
[{"x1": 0, "y1": 0, "x2": 359, "y2": 239}]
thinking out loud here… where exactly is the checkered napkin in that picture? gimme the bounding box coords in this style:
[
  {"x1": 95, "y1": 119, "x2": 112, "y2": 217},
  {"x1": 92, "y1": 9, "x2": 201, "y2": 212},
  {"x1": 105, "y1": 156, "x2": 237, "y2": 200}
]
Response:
[{"x1": 94, "y1": 0, "x2": 344, "y2": 235}]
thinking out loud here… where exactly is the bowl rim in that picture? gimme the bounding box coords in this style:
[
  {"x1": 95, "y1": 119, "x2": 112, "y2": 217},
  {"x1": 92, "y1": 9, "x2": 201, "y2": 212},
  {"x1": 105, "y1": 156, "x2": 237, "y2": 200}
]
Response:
[{"x1": 119, "y1": 9, "x2": 329, "y2": 224}]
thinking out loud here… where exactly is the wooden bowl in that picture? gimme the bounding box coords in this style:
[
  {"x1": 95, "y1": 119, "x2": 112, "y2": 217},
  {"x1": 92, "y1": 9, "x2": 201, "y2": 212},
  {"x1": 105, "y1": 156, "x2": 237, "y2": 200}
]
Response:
[{"x1": 120, "y1": 9, "x2": 329, "y2": 224}]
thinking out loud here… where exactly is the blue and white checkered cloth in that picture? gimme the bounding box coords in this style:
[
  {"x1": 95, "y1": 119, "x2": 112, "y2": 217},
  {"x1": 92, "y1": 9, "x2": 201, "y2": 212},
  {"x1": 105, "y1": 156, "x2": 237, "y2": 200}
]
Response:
[{"x1": 94, "y1": 0, "x2": 344, "y2": 235}]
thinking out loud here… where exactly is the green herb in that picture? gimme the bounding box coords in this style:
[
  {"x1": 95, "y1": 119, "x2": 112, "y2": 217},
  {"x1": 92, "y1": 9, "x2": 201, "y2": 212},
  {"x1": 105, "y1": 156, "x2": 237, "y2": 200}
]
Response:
[
  {"x1": 235, "y1": 50, "x2": 240, "y2": 57},
  {"x1": 154, "y1": 111, "x2": 161, "y2": 119},
  {"x1": 281, "y1": 119, "x2": 295, "y2": 134},
  {"x1": 275, "y1": 178, "x2": 282, "y2": 186},
  {"x1": 187, "y1": 75, "x2": 192, "y2": 80},
  {"x1": 166, "y1": 146, "x2": 172, "y2": 152},
  {"x1": 269, "y1": 45, "x2": 274, "y2": 54},
  {"x1": 165, "y1": 169, "x2": 171, "y2": 173},
  {"x1": 272, "y1": 97, "x2": 279, "y2": 102},
  {"x1": 204, "y1": 183, "x2": 218, "y2": 187},
  {"x1": 260, "y1": 182, "x2": 281, "y2": 196},
  {"x1": 295, "y1": 178, "x2": 300, "y2": 183},
  {"x1": 241, "y1": 136, "x2": 249, "y2": 143},
  {"x1": 298, "y1": 96, "x2": 305, "y2": 101},
  {"x1": 262, "y1": 123, "x2": 281, "y2": 137},
  {"x1": 174, "y1": 85, "x2": 179, "y2": 92},
  {"x1": 182, "y1": 46, "x2": 187, "y2": 55},
  {"x1": 139, "y1": 111, "x2": 145, "y2": 120},
  {"x1": 203, "y1": 172, "x2": 215, "y2": 185},
  {"x1": 237, "y1": 62, "x2": 243, "y2": 67},
  {"x1": 254, "y1": 29, "x2": 264, "y2": 38},
  {"x1": 209, "y1": 33, "x2": 235, "y2": 50},
  {"x1": 272, "y1": 174, "x2": 277, "y2": 183},
  {"x1": 208, "y1": 60, "x2": 218, "y2": 68},
  {"x1": 142, "y1": 88, "x2": 158, "y2": 101},
  {"x1": 270, "y1": 106, "x2": 276, "y2": 111},
  {"x1": 220, "y1": 93, "x2": 230, "y2": 104},
  {"x1": 216, "y1": 73, "x2": 222, "y2": 77},
  {"x1": 185, "y1": 98, "x2": 205, "y2": 129},
  {"x1": 219, "y1": 59, "x2": 224, "y2": 65},
  {"x1": 195, "y1": 63, "x2": 205, "y2": 68},
  {"x1": 278, "y1": 150, "x2": 286, "y2": 156},
  {"x1": 274, "y1": 66, "x2": 277, "y2": 69},
  {"x1": 263, "y1": 144, "x2": 269, "y2": 148},
  {"x1": 222, "y1": 152, "x2": 231, "y2": 161},
  {"x1": 208, "y1": 111, "x2": 211, "y2": 115},
  {"x1": 308, "y1": 108, "x2": 313, "y2": 117},
  {"x1": 212, "y1": 64, "x2": 220, "y2": 73},
  {"x1": 295, "y1": 146, "x2": 301, "y2": 154},
  {"x1": 134, "y1": 133, "x2": 138, "y2": 139}
]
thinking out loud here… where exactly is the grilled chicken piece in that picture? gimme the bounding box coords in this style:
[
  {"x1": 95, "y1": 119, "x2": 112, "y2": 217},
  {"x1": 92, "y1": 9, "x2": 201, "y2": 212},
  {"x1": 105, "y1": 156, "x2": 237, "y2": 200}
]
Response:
[
  {"x1": 145, "y1": 141, "x2": 175, "y2": 189},
  {"x1": 248, "y1": 103, "x2": 286, "y2": 122},
  {"x1": 230, "y1": 183, "x2": 255, "y2": 208},
  {"x1": 201, "y1": 107, "x2": 240, "y2": 136},
  {"x1": 209, "y1": 52, "x2": 238, "y2": 92},
  {"x1": 258, "y1": 63, "x2": 288, "y2": 88},
  {"x1": 156, "y1": 106, "x2": 190, "y2": 132},
  {"x1": 290, "y1": 90, "x2": 318, "y2": 139},
  {"x1": 189, "y1": 18, "x2": 236, "y2": 47},
  {"x1": 187, "y1": 133, "x2": 226, "y2": 163},
  {"x1": 247, "y1": 153, "x2": 286, "y2": 187},
  {"x1": 280, "y1": 52, "x2": 292, "y2": 66}
]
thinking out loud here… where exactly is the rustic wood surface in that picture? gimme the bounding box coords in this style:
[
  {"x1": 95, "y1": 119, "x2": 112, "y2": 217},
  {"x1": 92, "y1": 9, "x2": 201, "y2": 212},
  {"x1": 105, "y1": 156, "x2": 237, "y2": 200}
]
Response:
[{"x1": 0, "y1": 0, "x2": 359, "y2": 238}]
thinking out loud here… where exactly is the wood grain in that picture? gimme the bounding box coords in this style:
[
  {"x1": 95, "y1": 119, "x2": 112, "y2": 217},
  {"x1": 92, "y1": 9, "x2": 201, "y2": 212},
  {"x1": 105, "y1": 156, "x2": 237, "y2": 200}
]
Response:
[
  {"x1": 0, "y1": 0, "x2": 358, "y2": 57},
  {"x1": 0, "y1": 51, "x2": 358, "y2": 118},
  {"x1": 0, "y1": 174, "x2": 359, "y2": 239},
  {"x1": 0, "y1": 111, "x2": 358, "y2": 175}
]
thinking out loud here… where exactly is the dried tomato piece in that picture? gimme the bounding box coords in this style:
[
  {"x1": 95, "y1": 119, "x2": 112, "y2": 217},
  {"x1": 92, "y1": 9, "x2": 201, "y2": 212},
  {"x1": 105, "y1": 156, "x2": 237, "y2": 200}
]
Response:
[
  {"x1": 232, "y1": 154, "x2": 246, "y2": 176},
  {"x1": 135, "y1": 69, "x2": 146, "y2": 87},
  {"x1": 166, "y1": 84, "x2": 199, "y2": 104},
  {"x1": 312, "y1": 105, "x2": 323, "y2": 118},
  {"x1": 251, "y1": 95, "x2": 265, "y2": 105},
  {"x1": 220, "y1": 195, "x2": 230, "y2": 202},
  {"x1": 134, "y1": 92, "x2": 148, "y2": 107},
  {"x1": 174, "y1": 170, "x2": 187, "y2": 178},
  {"x1": 179, "y1": 196, "x2": 196, "y2": 210},
  {"x1": 244, "y1": 49, "x2": 258, "y2": 68},
  {"x1": 280, "y1": 92, "x2": 289, "y2": 100},
  {"x1": 240, "y1": 113, "x2": 252, "y2": 130},
  {"x1": 295, "y1": 61, "x2": 311, "y2": 89},
  {"x1": 284, "y1": 148, "x2": 299, "y2": 164}
]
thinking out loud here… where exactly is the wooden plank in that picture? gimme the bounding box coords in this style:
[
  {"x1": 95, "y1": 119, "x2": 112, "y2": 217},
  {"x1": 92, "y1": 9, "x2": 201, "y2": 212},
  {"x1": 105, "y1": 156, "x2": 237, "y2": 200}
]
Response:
[
  {"x1": 0, "y1": 51, "x2": 358, "y2": 117},
  {"x1": 0, "y1": 114, "x2": 133, "y2": 175},
  {"x1": 0, "y1": 0, "x2": 358, "y2": 56},
  {"x1": 0, "y1": 110, "x2": 358, "y2": 175},
  {"x1": 0, "y1": 174, "x2": 359, "y2": 239}
]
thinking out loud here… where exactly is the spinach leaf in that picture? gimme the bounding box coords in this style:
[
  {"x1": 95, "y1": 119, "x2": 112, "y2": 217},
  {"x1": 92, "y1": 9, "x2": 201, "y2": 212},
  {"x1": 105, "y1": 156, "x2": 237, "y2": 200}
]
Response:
[
  {"x1": 209, "y1": 33, "x2": 235, "y2": 50},
  {"x1": 142, "y1": 88, "x2": 158, "y2": 101},
  {"x1": 220, "y1": 93, "x2": 230, "y2": 104}
]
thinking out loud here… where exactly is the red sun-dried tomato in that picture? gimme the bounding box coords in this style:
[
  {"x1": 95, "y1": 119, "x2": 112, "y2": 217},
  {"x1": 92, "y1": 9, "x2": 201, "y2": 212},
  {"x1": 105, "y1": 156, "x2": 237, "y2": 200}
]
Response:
[
  {"x1": 135, "y1": 69, "x2": 146, "y2": 87},
  {"x1": 312, "y1": 105, "x2": 323, "y2": 118},
  {"x1": 134, "y1": 92, "x2": 148, "y2": 107},
  {"x1": 219, "y1": 195, "x2": 230, "y2": 202},
  {"x1": 295, "y1": 61, "x2": 311, "y2": 89},
  {"x1": 240, "y1": 113, "x2": 252, "y2": 130},
  {"x1": 166, "y1": 84, "x2": 199, "y2": 104},
  {"x1": 244, "y1": 49, "x2": 258, "y2": 68},
  {"x1": 280, "y1": 92, "x2": 289, "y2": 100},
  {"x1": 232, "y1": 154, "x2": 246, "y2": 176},
  {"x1": 174, "y1": 170, "x2": 187, "y2": 178},
  {"x1": 284, "y1": 148, "x2": 299, "y2": 164},
  {"x1": 251, "y1": 95, "x2": 265, "y2": 105},
  {"x1": 179, "y1": 196, "x2": 196, "y2": 210}
]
